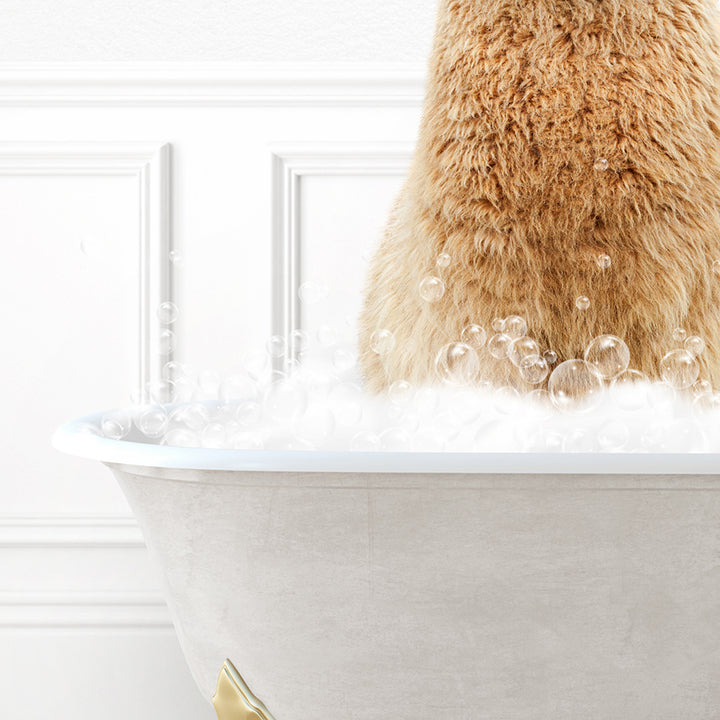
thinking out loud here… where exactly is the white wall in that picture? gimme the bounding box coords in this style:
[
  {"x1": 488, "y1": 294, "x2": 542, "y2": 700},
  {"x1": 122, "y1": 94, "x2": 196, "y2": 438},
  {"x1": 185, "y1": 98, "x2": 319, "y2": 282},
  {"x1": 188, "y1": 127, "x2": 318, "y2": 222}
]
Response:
[{"x1": 0, "y1": 23, "x2": 430, "y2": 720}]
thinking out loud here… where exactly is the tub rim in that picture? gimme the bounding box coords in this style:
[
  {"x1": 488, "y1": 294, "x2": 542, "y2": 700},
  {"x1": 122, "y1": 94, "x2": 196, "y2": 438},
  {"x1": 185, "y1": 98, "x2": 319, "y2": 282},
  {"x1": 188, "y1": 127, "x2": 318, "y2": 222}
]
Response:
[{"x1": 52, "y1": 410, "x2": 720, "y2": 475}]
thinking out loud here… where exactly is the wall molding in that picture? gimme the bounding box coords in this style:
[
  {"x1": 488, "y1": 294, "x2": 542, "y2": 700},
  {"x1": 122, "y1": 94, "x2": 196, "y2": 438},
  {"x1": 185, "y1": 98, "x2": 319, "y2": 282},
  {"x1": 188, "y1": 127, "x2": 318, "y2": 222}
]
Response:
[
  {"x1": 270, "y1": 144, "x2": 412, "y2": 364},
  {"x1": 0, "y1": 62, "x2": 426, "y2": 107},
  {"x1": 0, "y1": 515, "x2": 171, "y2": 629},
  {"x1": 0, "y1": 142, "x2": 173, "y2": 401}
]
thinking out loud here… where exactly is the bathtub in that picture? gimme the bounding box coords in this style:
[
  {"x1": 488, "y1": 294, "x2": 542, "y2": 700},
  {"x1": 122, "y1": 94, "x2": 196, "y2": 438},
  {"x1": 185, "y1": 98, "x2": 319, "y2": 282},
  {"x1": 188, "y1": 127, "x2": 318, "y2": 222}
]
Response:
[{"x1": 53, "y1": 410, "x2": 720, "y2": 719}]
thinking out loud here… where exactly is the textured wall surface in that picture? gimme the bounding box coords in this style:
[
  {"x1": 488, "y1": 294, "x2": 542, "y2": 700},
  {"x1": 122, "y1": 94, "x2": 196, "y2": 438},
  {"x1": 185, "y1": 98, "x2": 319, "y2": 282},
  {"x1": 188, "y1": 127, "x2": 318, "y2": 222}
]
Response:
[{"x1": 2, "y1": 0, "x2": 438, "y2": 62}]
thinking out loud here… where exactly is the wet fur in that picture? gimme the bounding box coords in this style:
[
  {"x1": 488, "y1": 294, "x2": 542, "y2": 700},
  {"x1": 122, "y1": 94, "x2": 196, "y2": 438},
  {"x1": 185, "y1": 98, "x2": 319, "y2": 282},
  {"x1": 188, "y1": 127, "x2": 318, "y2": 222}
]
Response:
[{"x1": 358, "y1": 0, "x2": 720, "y2": 392}]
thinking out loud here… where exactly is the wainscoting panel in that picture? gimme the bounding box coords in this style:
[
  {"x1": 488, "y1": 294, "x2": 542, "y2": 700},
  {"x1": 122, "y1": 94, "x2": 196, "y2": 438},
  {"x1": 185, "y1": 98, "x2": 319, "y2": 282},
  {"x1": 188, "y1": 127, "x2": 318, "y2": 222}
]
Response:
[{"x1": 0, "y1": 63, "x2": 423, "y2": 719}]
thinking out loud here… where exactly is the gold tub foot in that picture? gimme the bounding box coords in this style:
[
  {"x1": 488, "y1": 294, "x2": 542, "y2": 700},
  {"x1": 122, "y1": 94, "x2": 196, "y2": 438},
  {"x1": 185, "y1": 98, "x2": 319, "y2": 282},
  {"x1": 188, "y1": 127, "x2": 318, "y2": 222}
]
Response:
[{"x1": 213, "y1": 659, "x2": 276, "y2": 720}]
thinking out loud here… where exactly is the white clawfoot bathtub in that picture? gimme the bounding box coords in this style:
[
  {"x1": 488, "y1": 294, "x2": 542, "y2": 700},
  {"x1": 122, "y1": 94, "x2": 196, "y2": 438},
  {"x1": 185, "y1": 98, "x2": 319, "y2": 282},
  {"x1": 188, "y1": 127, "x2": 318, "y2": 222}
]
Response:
[{"x1": 54, "y1": 412, "x2": 720, "y2": 719}]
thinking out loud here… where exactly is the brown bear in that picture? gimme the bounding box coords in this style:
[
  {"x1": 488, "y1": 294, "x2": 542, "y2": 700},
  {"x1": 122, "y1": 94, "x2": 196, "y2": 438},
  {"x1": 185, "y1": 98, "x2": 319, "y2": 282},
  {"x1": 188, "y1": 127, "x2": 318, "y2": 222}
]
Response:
[{"x1": 358, "y1": 0, "x2": 720, "y2": 393}]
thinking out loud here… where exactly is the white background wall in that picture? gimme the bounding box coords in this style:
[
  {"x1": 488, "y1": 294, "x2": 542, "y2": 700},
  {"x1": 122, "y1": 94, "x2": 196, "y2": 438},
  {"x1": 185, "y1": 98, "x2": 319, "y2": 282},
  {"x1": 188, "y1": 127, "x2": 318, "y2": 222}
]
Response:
[{"x1": 0, "y1": 1, "x2": 435, "y2": 718}]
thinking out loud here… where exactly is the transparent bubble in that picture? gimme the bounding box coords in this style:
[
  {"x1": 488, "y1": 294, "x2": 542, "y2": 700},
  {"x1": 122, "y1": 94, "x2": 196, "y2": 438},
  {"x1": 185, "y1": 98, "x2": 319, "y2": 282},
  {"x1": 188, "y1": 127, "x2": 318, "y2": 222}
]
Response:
[
  {"x1": 170, "y1": 403, "x2": 210, "y2": 431},
  {"x1": 597, "y1": 254, "x2": 611, "y2": 270},
  {"x1": 504, "y1": 315, "x2": 527, "y2": 339},
  {"x1": 162, "y1": 361, "x2": 193, "y2": 382},
  {"x1": 370, "y1": 329, "x2": 396, "y2": 356},
  {"x1": 508, "y1": 337, "x2": 540, "y2": 367},
  {"x1": 158, "y1": 329, "x2": 175, "y2": 355},
  {"x1": 162, "y1": 428, "x2": 200, "y2": 448},
  {"x1": 575, "y1": 296, "x2": 591, "y2": 311},
  {"x1": 712, "y1": 260, "x2": 720, "y2": 276},
  {"x1": 543, "y1": 350, "x2": 558, "y2": 365},
  {"x1": 169, "y1": 249, "x2": 184, "y2": 267},
  {"x1": 693, "y1": 380, "x2": 713, "y2": 397},
  {"x1": 298, "y1": 281, "x2": 329, "y2": 304},
  {"x1": 684, "y1": 335, "x2": 706, "y2": 357},
  {"x1": 389, "y1": 380, "x2": 414, "y2": 406},
  {"x1": 419, "y1": 276, "x2": 445, "y2": 302},
  {"x1": 380, "y1": 427, "x2": 412, "y2": 451},
  {"x1": 598, "y1": 421, "x2": 630, "y2": 451},
  {"x1": 584, "y1": 335, "x2": 630, "y2": 380},
  {"x1": 693, "y1": 392, "x2": 720, "y2": 413},
  {"x1": 266, "y1": 335, "x2": 286, "y2": 358},
  {"x1": 487, "y1": 333, "x2": 512, "y2": 359},
  {"x1": 610, "y1": 369, "x2": 651, "y2": 411},
  {"x1": 135, "y1": 405, "x2": 168, "y2": 438},
  {"x1": 289, "y1": 329, "x2": 309, "y2": 355},
  {"x1": 201, "y1": 422, "x2": 226, "y2": 448},
  {"x1": 563, "y1": 428, "x2": 595, "y2": 453},
  {"x1": 333, "y1": 348, "x2": 357, "y2": 373},
  {"x1": 672, "y1": 327, "x2": 687, "y2": 344},
  {"x1": 436, "y1": 252, "x2": 452, "y2": 268},
  {"x1": 660, "y1": 349, "x2": 700, "y2": 390},
  {"x1": 219, "y1": 373, "x2": 258, "y2": 404},
  {"x1": 491, "y1": 317, "x2": 505, "y2": 333},
  {"x1": 493, "y1": 386, "x2": 520, "y2": 414},
  {"x1": 317, "y1": 324, "x2": 337, "y2": 347},
  {"x1": 527, "y1": 388, "x2": 552, "y2": 408},
  {"x1": 145, "y1": 379, "x2": 175, "y2": 404},
  {"x1": 414, "y1": 386, "x2": 440, "y2": 416},
  {"x1": 234, "y1": 399, "x2": 262, "y2": 428},
  {"x1": 101, "y1": 410, "x2": 132, "y2": 440},
  {"x1": 293, "y1": 407, "x2": 335, "y2": 445},
  {"x1": 329, "y1": 383, "x2": 364, "y2": 426},
  {"x1": 548, "y1": 360, "x2": 603, "y2": 412},
  {"x1": 263, "y1": 378, "x2": 309, "y2": 421},
  {"x1": 351, "y1": 431, "x2": 381, "y2": 452},
  {"x1": 461, "y1": 324, "x2": 487, "y2": 350},
  {"x1": 594, "y1": 157, "x2": 609, "y2": 171},
  {"x1": 157, "y1": 301, "x2": 178, "y2": 324},
  {"x1": 196, "y1": 370, "x2": 221, "y2": 401},
  {"x1": 435, "y1": 343, "x2": 480, "y2": 385},
  {"x1": 519, "y1": 355, "x2": 550, "y2": 384},
  {"x1": 230, "y1": 431, "x2": 265, "y2": 450}
]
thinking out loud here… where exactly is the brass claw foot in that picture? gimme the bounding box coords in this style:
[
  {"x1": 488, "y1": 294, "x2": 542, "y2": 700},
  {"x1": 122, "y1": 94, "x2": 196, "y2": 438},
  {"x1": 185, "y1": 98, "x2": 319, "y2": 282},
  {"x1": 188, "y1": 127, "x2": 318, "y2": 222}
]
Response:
[{"x1": 213, "y1": 659, "x2": 276, "y2": 720}]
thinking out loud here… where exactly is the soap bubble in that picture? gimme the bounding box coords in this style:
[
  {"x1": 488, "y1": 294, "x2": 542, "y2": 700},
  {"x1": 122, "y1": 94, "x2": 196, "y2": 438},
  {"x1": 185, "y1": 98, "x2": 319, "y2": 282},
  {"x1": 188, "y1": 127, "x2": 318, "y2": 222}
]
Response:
[
  {"x1": 508, "y1": 337, "x2": 540, "y2": 367},
  {"x1": 672, "y1": 328, "x2": 687, "y2": 344},
  {"x1": 597, "y1": 254, "x2": 611, "y2": 270},
  {"x1": 693, "y1": 380, "x2": 713, "y2": 397},
  {"x1": 263, "y1": 378, "x2": 309, "y2": 421},
  {"x1": 611, "y1": 369, "x2": 651, "y2": 411},
  {"x1": 101, "y1": 410, "x2": 132, "y2": 440},
  {"x1": 370, "y1": 329, "x2": 396, "y2": 356},
  {"x1": 298, "y1": 281, "x2": 329, "y2": 304},
  {"x1": 693, "y1": 392, "x2": 720, "y2": 412},
  {"x1": 234, "y1": 399, "x2": 262, "y2": 427},
  {"x1": 598, "y1": 421, "x2": 629, "y2": 451},
  {"x1": 201, "y1": 422, "x2": 226, "y2": 448},
  {"x1": 712, "y1": 260, "x2": 720, "y2": 275},
  {"x1": 351, "y1": 431, "x2": 381, "y2": 451},
  {"x1": 169, "y1": 249, "x2": 184, "y2": 267},
  {"x1": 389, "y1": 380, "x2": 414, "y2": 405},
  {"x1": 162, "y1": 428, "x2": 199, "y2": 447},
  {"x1": 333, "y1": 347, "x2": 357, "y2": 373},
  {"x1": 230, "y1": 431, "x2": 265, "y2": 450},
  {"x1": 146, "y1": 379, "x2": 175, "y2": 404},
  {"x1": 419, "y1": 276, "x2": 445, "y2": 302},
  {"x1": 519, "y1": 355, "x2": 550, "y2": 385},
  {"x1": 158, "y1": 329, "x2": 175, "y2": 355},
  {"x1": 594, "y1": 157, "x2": 609, "y2": 171},
  {"x1": 461, "y1": 324, "x2": 487, "y2": 350},
  {"x1": 266, "y1": 335, "x2": 286, "y2": 358},
  {"x1": 584, "y1": 335, "x2": 630, "y2": 380},
  {"x1": 317, "y1": 324, "x2": 337, "y2": 347},
  {"x1": 289, "y1": 329, "x2": 309, "y2": 355},
  {"x1": 329, "y1": 383, "x2": 364, "y2": 426},
  {"x1": 543, "y1": 350, "x2": 558, "y2": 365},
  {"x1": 435, "y1": 343, "x2": 479, "y2": 385},
  {"x1": 293, "y1": 407, "x2": 335, "y2": 445},
  {"x1": 563, "y1": 428, "x2": 595, "y2": 453},
  {"x1": 162, "y1": 361, "x2": 193, "y2": 382},
  {"x1": 493, "y1": 386, "x2": 520, "y2": 414},
  {"x1": 575, "y1": 296, "x2": 591, "y2": 311},
  {"x1": 487, "y1": 333, "x2": 512, "y2": 359},
  {"x1": 491, "y1": 317, "x2": 505, "y2": 332},
  {"x1": 169, "y1": 403, "x2": 209, "y2": 431},
  {"x1": 414, "y1": 386, "x2": 440, "y2": 416},
  {"x1": 135, "y1": 405, "x2": 168, "y2": 438},
  {"x1": 660, "y1": 349, "x2": 700, "y2": 390},
  {"x1": 197, "y1": 370, "x2": 221, "y2": 400},
  {"x1": 219, "y1": 373, "x2": 258, "y2": 404},
  {"x1": 684, "y1": 335, "x2": 706, "y2": 357},
  {"x1": 548, "y1": 360, "x2": 603, "y2": 412},
  {"x1": 380, "y1": 427, "x2": 413, "y2": 451},
  {"x1": 436, "y1": 252, "x2": 452, "y2": 268},
  {"x1": 157, "y1": 301, "x2": 178, "y2": 325},
  {"x1": 504, "y1": 315, "x2": 527, "y2": 339}
]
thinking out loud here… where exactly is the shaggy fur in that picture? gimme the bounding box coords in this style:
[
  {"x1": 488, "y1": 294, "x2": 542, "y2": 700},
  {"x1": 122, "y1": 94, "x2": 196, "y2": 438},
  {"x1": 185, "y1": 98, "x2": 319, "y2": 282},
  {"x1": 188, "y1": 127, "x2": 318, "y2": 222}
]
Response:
[{"x1": 358, "y1": 0, "x2": 720, "y2": 392}]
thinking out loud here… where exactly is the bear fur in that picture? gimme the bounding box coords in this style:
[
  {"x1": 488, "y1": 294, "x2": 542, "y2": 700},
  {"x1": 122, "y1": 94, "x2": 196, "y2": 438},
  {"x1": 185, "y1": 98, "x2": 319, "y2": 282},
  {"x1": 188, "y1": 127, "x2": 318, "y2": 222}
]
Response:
[{"x1": 358, "y1": 0, "x2": 720, "y2": 393}]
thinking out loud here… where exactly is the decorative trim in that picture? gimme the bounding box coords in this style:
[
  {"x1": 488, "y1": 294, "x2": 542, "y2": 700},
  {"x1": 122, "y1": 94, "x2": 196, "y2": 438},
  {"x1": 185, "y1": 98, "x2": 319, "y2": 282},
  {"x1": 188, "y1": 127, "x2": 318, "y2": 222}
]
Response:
[
  {"x1": 0, "y1": 62, "x2": 426, "y2": 107},
  {"x1": 0, "y1": 515, "x2": 143, "y2": 548},
  {"x1": 270, "y1": 144, "x2": 412, "y2": 366},
  {"x1": 213, "y1": 659, "x2": 277, "y2": 720},
  {"x1": 0, "y1": 142, "x2": 173, "y2": 401}
]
